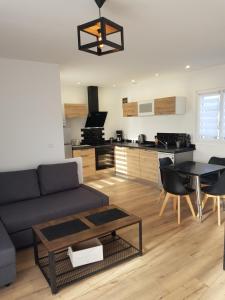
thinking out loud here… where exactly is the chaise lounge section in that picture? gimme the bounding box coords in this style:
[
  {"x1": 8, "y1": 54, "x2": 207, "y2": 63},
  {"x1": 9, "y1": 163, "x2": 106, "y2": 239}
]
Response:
[{"x1": 0, "y1": 220, "x2": 16, "y2": 287}]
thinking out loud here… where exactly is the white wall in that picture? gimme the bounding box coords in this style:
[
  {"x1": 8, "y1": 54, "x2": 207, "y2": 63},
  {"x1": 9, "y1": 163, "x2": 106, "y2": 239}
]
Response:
[
  {"x1": 0, "y1": 58, "x2": 64, "y2": 171},
  {"x1": 98, "y1": 65, "x2": 225, "y2": 162},
  {"x1": 61, "y1": 84, "x2": 87, "y2": 104},
  {"x1": 61, "y1": 84, "x2": 87, "y2": 142},
  {"x1": 99, "y1": 74, "x2": 192, "y2": 141},
  {"x1": 190, "y1": 65, "x2": 225, "y2": 161}
]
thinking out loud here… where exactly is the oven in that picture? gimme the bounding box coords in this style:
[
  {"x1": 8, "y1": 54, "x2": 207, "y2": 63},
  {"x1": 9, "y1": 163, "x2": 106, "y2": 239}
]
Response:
[{"x1": 95, "y1": 145, "x2": 115, "y2": 170}]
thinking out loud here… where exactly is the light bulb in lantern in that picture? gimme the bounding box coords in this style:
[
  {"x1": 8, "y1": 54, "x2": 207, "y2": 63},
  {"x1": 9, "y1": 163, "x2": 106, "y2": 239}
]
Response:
[{"x1": 98, "y1": 30, "x2": 104, "y2": 49}]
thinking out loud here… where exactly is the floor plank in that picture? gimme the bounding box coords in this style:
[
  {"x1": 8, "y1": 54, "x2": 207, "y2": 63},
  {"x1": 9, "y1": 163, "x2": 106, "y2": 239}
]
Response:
[{"x1": 1, "y1": 170, "x2": 225, "y2": 300}]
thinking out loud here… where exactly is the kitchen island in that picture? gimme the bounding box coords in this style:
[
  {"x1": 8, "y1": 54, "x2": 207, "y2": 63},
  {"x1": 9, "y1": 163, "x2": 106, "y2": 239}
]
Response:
[
  {"x1": 72, "y1": 142, "x2": 195, "y2": 184},
  {"x1": 112, "y1": 142, "x2": 195, "y2": 154},
  {"x1": 114, "y1": 144, "x2": 194, "y2": 184}
]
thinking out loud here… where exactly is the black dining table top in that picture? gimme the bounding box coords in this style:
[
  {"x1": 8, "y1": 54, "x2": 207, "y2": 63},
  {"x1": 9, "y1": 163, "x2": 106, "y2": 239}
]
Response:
[{"x1": 167, "y1": 161, "x2": 225, "y2": 176}]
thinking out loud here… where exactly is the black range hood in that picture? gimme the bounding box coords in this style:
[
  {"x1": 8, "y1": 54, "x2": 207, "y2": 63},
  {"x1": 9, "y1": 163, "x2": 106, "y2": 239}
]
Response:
[{"x1": 85, "y1": 86, "x2": 107, "y2": 128}]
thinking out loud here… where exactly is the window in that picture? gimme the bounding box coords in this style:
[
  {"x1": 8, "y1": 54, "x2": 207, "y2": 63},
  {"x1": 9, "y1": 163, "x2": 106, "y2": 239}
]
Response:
[{"x1": 198, "y1": 91, "x2": 225, "y2": 140}]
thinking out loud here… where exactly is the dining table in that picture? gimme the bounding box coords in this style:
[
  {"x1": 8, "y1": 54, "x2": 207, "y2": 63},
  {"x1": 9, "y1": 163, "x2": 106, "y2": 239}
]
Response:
[{"x1": 166, "y1": 161, "x2": 225, "y2": 222}]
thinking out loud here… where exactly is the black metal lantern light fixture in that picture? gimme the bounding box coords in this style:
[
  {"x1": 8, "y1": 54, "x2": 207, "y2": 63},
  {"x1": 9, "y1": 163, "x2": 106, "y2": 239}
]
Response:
[{"x1": 77, "y1": 0, "x2": 124, "y2": 56}]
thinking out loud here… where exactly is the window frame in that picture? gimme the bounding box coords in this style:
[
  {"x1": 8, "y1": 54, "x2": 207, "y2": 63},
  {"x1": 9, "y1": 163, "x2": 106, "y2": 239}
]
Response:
[{"x1": 197, "y1": 89, "x2": 225, "y2": 142}]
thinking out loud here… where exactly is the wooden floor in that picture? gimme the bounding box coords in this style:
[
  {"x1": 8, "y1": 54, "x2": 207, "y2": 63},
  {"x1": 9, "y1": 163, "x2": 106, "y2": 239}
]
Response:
[{"x1": 1, "y1": 170, "x2": 225, "y2": 300}]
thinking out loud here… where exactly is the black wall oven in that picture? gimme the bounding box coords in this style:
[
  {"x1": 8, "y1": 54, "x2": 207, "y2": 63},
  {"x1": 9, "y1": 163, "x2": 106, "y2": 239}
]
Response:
[{"x1": 95, "y1": 145, "x2": 115, "y2": 170}]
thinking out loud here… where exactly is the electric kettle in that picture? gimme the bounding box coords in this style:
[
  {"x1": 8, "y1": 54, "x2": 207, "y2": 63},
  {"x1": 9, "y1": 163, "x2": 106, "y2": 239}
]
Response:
[{"x1": 138, "y1": 134, "x2": 146, "y2": 144}]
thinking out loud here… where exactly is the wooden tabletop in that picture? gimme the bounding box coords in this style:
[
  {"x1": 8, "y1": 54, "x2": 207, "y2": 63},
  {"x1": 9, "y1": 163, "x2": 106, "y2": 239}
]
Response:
[
  {"x1": 32, "y1": 205, "x2": 141, "y2": 252},
  {"x1": 167, "y1": 161, "x2": 225, "y2": 176}
]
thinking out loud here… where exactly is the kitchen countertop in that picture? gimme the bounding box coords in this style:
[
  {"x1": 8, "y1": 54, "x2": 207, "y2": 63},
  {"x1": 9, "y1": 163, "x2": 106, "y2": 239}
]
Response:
[
  {"x1": 112, "y1": 142, "x2": 195, "y2": 153},
  {"x1": 72, "y1": 142, "x2": 195, "y2": 154},
  {"x1": 72, "y1": 145, "x2": 94, "y2": 150}
]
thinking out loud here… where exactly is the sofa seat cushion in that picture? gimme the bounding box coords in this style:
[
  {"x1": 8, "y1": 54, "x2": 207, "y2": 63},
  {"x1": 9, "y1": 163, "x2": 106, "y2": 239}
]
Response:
[
  {"x1": 37, "y1": 162, "x2": 80, "y2": 195},
  {"x1": 0, "y1": 169, "x2": 40, "y2": 205},
  {"x1": 0, "y1": 221, "x2": 15, "y2": 268},
  {"x1": 0, "y1": 185, "x2": 109, "y2": 234}
]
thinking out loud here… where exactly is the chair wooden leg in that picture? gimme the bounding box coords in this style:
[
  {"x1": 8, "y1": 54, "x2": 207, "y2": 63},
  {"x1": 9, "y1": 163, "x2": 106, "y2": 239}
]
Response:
[
  {"x1": 159, "y1": 189, "x2": 165, "y2": 201},
  {"x1": 217, "y1": 196, "x2": 221, "y2": 226},
  {"x1": 202, "y1": 194, "x2": 209, "y2": 209},
  {"x1": 173, "y1": 197, "x2": 177, "y2": 211},
  {"x1": 185, "y1": 195, "x2": 196, "y2": 218},
  {"x1": 177, "y1": 196, "x2": 181, "y2": 225},
  {"x1": 213, "y1": 197, "x2": 217, "y2": 212},
  {"x1": 159, "y1": 193, "x2": 170, "y2": 216}
]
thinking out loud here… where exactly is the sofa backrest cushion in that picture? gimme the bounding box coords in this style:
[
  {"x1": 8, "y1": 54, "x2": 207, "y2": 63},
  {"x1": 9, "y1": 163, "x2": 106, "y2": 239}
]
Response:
[
  {"x1": 37, "y1": 162, "x2": 80, "y2": 195},
  {"x1": 0, "y1": 169, "x2": 40, "y2": 205}
]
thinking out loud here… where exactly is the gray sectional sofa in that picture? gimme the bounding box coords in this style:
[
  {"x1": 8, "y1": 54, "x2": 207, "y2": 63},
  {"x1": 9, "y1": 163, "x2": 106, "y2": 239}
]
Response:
[{"x1": 0, "y1": 158, "x2": 109, "y2": 287}]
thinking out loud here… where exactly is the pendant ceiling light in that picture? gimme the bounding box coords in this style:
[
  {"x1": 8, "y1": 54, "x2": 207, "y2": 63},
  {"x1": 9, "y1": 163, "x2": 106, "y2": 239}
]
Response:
[{"x1": 77, "y1": 0, "x2": 124, "y2": 56}]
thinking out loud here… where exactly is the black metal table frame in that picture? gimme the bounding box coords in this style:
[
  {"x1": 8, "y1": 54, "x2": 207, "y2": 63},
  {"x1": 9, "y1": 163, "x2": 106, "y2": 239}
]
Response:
[{"x1": 32, "y1": 220, "x2": 142, "y2": 294}]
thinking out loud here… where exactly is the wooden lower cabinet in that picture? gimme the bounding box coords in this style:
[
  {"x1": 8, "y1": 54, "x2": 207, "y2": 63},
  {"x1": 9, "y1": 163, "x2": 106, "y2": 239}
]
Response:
[
  {"x1": 140, "y1": 150, "x2": 159, "y2": 183},
  {"x1": 127, "y1": 148, "x2": 140, "y2": 178},
  {"x1": 72, "y1": 148, "x2": 96, "y2": 178},
  {"x1": 115, "y1": 147, "x2": 128, "y2": 175},
  {"x1": 115, "y1": 146, "x2": 159, "y2": 183}
]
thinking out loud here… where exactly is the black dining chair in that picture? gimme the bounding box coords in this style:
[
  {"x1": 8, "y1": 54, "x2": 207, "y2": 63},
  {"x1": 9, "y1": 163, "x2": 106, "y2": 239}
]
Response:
[
  {"x1": 201, "y1": 156, "x2": 225, "y2": 186},
  {"x1": 159, "y1": 157, "x2": 174, "y2": 183},
  {"x1": 202, "y1": 171, "x2": 225, "y2": 226},
  {"x1": 159, "y1": 157, "x2": 190, "y2": 200},
  {"x1": 159, "y1": 157, "x2": 173, "y2": 200},
  {"x1": 159, "y1": 168, "x2": 196, "y2": 224}
]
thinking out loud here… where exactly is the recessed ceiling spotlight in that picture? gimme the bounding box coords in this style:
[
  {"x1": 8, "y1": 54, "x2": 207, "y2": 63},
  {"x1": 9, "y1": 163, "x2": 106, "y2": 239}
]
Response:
[
  {"x1": 185, "y1": 65, "x2": 191, "y2": 70},
  {"x1": 155, "y1": 73, "x2": 160, "y2": 77},
  {"x1": 76, "y1": 81, "x2": 81, "y2": 85},
  {"x1": 131, "y1": 79, "x2": 136, "y2": 84},
  {"x1": 112, "y1": 84, "x2": 116, "y2": 88}
]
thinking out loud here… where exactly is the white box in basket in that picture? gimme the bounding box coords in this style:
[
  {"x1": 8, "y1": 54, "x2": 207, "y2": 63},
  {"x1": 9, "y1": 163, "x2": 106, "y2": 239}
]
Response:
[{"x1": 68, "y1": 238, "x2": 103, "y2": 268}]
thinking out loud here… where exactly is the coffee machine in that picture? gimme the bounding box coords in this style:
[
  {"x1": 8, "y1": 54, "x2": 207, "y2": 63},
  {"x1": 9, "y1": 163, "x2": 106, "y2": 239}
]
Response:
[{"x1": 116, "y1": 130, "x2": 123, "y2": 142}]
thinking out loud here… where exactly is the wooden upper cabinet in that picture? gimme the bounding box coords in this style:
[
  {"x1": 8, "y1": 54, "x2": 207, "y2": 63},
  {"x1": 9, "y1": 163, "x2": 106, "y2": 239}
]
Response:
[
  {"x1": 154, "y1": 97, "x2": 175, "y2": 115},
  {"x1": 122, "y1": 102, "x2": 138, "y2": 117},
  {"x1": 64, "y1": 103, "x2": 88, "y2": 118},
  {"x1": 154, "y1": 97, "x2": 186, "y2": 115}
]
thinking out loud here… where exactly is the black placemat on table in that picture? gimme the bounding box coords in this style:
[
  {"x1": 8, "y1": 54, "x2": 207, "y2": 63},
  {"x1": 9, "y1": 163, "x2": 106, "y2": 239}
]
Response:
[
  {"x1": 41, "y1": 220, "x2": 89, "y2": 241},
  {"x1": 86, "y1": 208, "x2": 129, "y2": 226}
]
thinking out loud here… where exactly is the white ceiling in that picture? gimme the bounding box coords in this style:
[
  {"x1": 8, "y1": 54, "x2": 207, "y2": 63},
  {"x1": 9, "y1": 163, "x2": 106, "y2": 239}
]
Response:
[{"x1": 0, "y1": 0, "x2": 225, "y2": 86}]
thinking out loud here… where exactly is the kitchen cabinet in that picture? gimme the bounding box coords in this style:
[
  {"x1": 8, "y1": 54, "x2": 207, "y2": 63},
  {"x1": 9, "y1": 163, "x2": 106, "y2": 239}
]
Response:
[
  {"x1": 115, "y1": 147, "x2": 140, "y2": 178},
  {"x1": 154, "y1": 97, "x2": 186, "y2": 115},
  {"x1": 115, "y1": 145, "x2": 193, "y2": 184},
  {"x1": 140, "y1": 150, "x2": 159, "y2": 183},
  {"x1": 127, "y1": 148, "x2": 140, "y2": 177},
  {"x1": 73, "y1": 148, "x2": 96, "y2": 178},
  {"x1": 115, "y1": 146, "x2": 128, "y2": 175},
  {"x1": 64, "y1": 103, "x2": 88, "y2": 118},
  {"x1": 115, "y1": 146, "x2": 141, "y2": 177},
  {"x1": 115, "y1": 146, "x2": 158, "y2": 181},
  {"x1": 122, "y1": 102, "x2": 138, "y2": 117}
]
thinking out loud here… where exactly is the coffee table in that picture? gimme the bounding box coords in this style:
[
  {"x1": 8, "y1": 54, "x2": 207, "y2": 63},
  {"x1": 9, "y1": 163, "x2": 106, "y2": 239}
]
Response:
[{"x1": 32, "y1": 205, "x2": 142, "y2": 294}]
